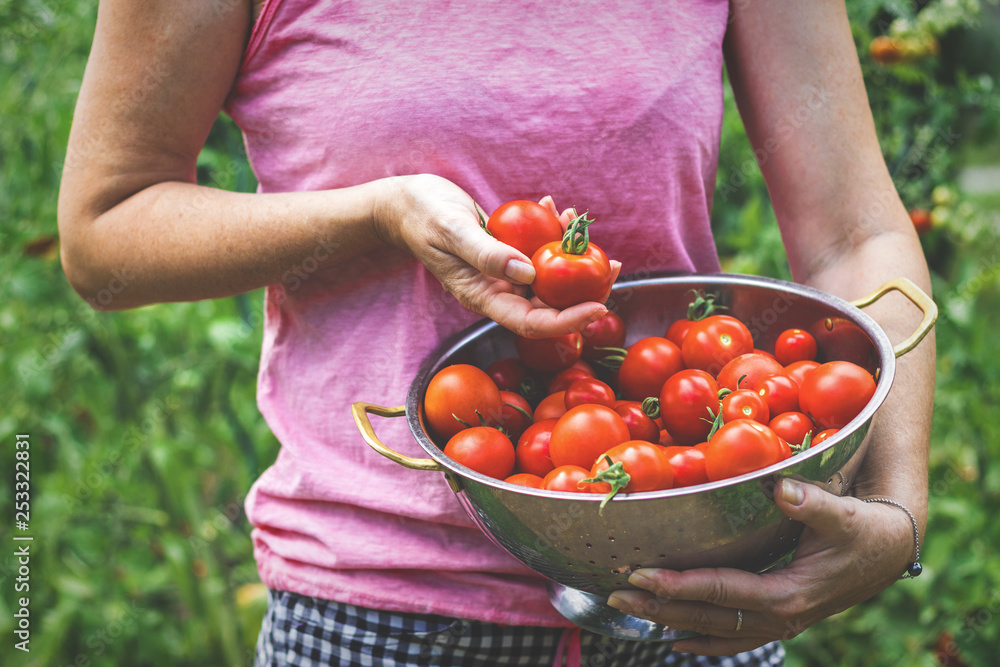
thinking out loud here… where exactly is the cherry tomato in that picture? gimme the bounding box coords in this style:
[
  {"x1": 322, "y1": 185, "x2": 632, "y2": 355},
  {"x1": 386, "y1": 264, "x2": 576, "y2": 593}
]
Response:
[
  {"x1": 547, "y1": 360, "x2": 597, "y2": 393},
  {"x1": 565, "y1": 377, "x2": 616, "y2": 409},
  {"x1": 799, "y1": 361, "x2": 876, "y2": 429},
  {"x1": 443, "y1": 426, "x2": 515, "y2": 480},
  {"x1": 504, "y1": 472, "x2": 545, "y2": 489},
  {"x1": 702, "y1": 419, "x2": 787, "y2": 482},
  {"x1": 485, "y1": 357, "x2": 532, "y2": 393},
  {"x1": 659, "y1": 369, "x2": 719, "y2": 445},
  {"x1": 768, "y1": 411, "x2": 815, "y2": 446},
  {"x1": 497, "y1": 390, "x2": 533, "y2": 442},
  {"x1": 533, "y1": 391, "x2": 567, "y2": 422},
  {"x1": 910, "y1": 208, "x2": 932, "y2": 235},
  {"x1": 681, "y1": 315, "x2": 754, "y2": 375},
  {"x1": 586, "y1": 441, "x2": 674, "y2": 495},
  {"x1": 613, "y1": 400, "x2": 661, "y2": 443},
  {"x1": 664, "y1": 319, "x2": 694, "y2": 348},
  {"x1": 618, "y1": 336, "x2": 684, "y2": 401},
  {"x1": 774, "y1": 329, "x2": 818, "y2": 366},
  {"x1": 721, "y1": 389, "x2": 770, "y2": 425},
  {"x1": 753, "y1": 349, "x2": 777, "y2": 360},
  {"x1": 784, "y1": 360, "x2": 820, "y2": 389},
  {"x1": 662, "y1": 446, "x2": 709, "y2": 488},
  {"x1": 530, "y1": 214, "x2": 613, "y2": 309},
  {"x1": 515, "y1": 419, "x2": 558, "y2": 477},
  {"x1": 581, "y1": 311, "x2": 627, "y2": 361},
  {"x1": 716, "y1": 353, "x2": 784, "y2": 392},
  {"x1": 757, "y1": 373, "x2": 800, "y2": 415},
  {"x1": 549, "y1": 404, "x2": 630, "y2": 469},
  {"x1": 516, "y1": 332, "x2": 582, "y2": 372},
  {"x1": 485, "y1": 200, "x2": 564, "y2": 259},
  {"x1": 809, "y1": 317, "x2": 878, "y2": 373},
  {"x1": 424, "y1": 364, "x2": 503, "y2": 441},
  {"x1": 542, "y1": 465, "x2": 592, "y2": 493},
  {"x1": 812, "y1": 428, "x2": 840, "y2": 445},
  {"x1": 658, "y1": 429, "x2": 677, "y2": 447}
]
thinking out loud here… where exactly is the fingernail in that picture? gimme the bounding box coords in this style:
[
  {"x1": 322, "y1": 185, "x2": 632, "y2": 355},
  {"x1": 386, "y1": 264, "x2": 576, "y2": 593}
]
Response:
[
  {"x1": 587, "y1": 308, "x2": 608, "y2": 323},
  {"x1": 781, "y1": 479, "x2": 805, "y2": 506},
  {"x1": 504, "y1": 259, "x2": 535, "y2": 285},
  {"x1": 627, "y1": 571, "x2": 654, "y2": 589},
  {"x1": 606, "y1": 593, "x2": 633, "y2": 613}
]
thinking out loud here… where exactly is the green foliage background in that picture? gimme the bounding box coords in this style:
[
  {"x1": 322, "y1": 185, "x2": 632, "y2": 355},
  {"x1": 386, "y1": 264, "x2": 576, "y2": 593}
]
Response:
[{"x1": 1, "y1": 1, "x2": 999, "y2": 665}]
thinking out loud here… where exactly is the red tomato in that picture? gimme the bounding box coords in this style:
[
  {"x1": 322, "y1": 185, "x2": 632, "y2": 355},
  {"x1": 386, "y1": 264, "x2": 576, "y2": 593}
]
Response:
[
  {"x1": 721, "y1": 389, "x2": 770, "y2": 425},
  {"x1": 516, "y1": 332, "x2": 582, "y2": 372},
  {"x1": 586, "y1": 441, "x2": 674, "y2": 495},
  {"x1": 809, "y1": 317, "x2": 878, "y2": 373},
  {"x1": 549, "y1": 404, "x2": 630, "y2": 469},
  {"x1": 702, "y1": 419, "x2": 787, "y2": 482},
  {"x1": 757, "y1": 373, "x2": 800, "y2": 415},
  {"x1": 774, "y1": 329, "x2": 818, "y2": 366},
  {"x1": 533, "y1": 391, "x2": 568, "y2": 422},
  {"x1": 530, "y1": 214, "x2": 614, "y2": 309},
  {"x1": 613, "y1": 401, "x2": 661, "y2": 443},
  {"x1": 497, "y1": 391, "x2": 533, "y2": 442},
  {"x1": 485, "y1": 357, "x2": 532, "y2": 393},
  {"x1": 515, "y1": 419, "x2": 558, "y2": 477},
  {"x1": 658, "y1": 429, "x2": 677, "y2": 447},
  {"x1": 424, "y1": 364, "x2": 503, "y2": 441},
  {"x1": 618, "y1": 336, "x2": 684, "y2": 400},
  {"x1": 664, "y1": 319, "x2": 694, "y2": 348},
  {"x1": 547, "y1": 360, "x2": 597, "y2": 393},
  {"x1": 542, "y1": 465, "x2": 592, "y2": 493},
  {"x1": 716, "y1": 353, "x2": 784, "y2": 392},
  {"x1": 443, "y1": 426, "x2": 515, "y2": 480},
  {"x1": 581, "y1": 311, "x2": 627, "y2": 361},
  {"x1": 910, "y1": 208, "x2": 932, "y2": 235},
  {"x1": 753, "y1": 349, "x2": 777, "y2": 361},
  {"x1": 768, "y1": 411, "x2": 815, "y2": 446},
  {"x1": 663, "y1": 446, "x2": 709, "y2": 488},
  {"x1": 812, "y1": 428, "x2": 840, "y2": 445},
  {"x1": 799, "y1": 361, "x2": 876, "y2": 429},
  {"x1": 659, "y1": 369, "x2": 719, "y2": 445},
  {"x1": 681, "y1": 315, "x2": 754, "y2": 375},
  {"x1": 485, "y1": 200, "x2": 564, "y2": 259},
  {"x1": 504, "y1": 472, "x2": 545, "y2": 489},
  {"x1": 564, "y1": 377, "x2": 616, "y2": 409},
  {"x1": 784, "y1": 360, "x2": 821, "y2": 389}
]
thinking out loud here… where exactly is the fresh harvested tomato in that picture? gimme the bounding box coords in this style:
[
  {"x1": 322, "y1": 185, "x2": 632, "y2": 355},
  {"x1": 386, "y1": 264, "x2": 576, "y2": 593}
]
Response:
[
  {"x1": 716, "y1": 353, "x2": 784, "y2": 392},
  {"x1": 581, "y1": 311, "x2": 627, "y2": 361},
  {"x1": 809, "y1": 317, "x2": 878, "y2": 373},
  {"x1": 618, "y1": 336, "x2": 684, "y2": 401},
  {"x1": 515, "y1": 419, "x2": 558, "y2": 477},
  {"x1": 721, "y1": 389, "x2": 770, "y2": 425},
  {"x1": 812, "y1": 428, "x2": 840, "y2": 445},
  {"x1": 659, "y1": 369, "x2": 719, "y2": 445},
  {"x1": 665, "y1": 291, "x2": 723, "y2": 348},
  {"x1": 768, "y1": 411, "x2": 815, "y2": 446},
  {"x1": 497, "y1": 391, "x2": 533, "y2": 442},
  {"x1": 424, "y1": 364, "x2": 503, "y2": 441},
  {"x1": 910, "y1": 208, "x2": 932, "y2": 235},
  {"x1": 564, "y1": 377, "x2": 616, "y2": 409},
  {"x1": 549, "y1": 404, "x2": 630, "y2": 468},
  {"x1": 753, "y1": 349, "x2": 777, "y2": 361},
  {"x1": 681, "y1": 315, "x2": 754, "y2": 375},
  {"x1": 504, "y1": 472, "x2": 545, "y2": 489},
  {"x1": 484, "y1": 200, "x2": 564, "y2": 259},
  {"x1": 530, "y1": 213, "x2": 613, "y2": 309},
  {"x1": 516, "y1": 332, "x2": 582, "y2": 372},
  {"x1": 547, "y1": 360, "x2": 597, "y2": 393},
  {"x1": 784, "y1": 360, "x2": 820, "y2": 389},
  {"x1": 702, "y1": 419, "x2": 787, "y2": 482},
  {"x1": 443, "y1": 426, "x2": 515, "y2": 479},
  {"x1": 542, "y1": 465, "x2": 592, "y2": 493},
  {"x1": 757, "y1": 373, "x2": 800, "y2": 415},
  {"x1": 799, "y1": 360, "x2": 876, "y2": 429},
  {"x1": 658, "y1": 429, "x2": 677, "y2": 447},
  {"x1": 663, "y1": 446, "x2": 709, "y2": 488},
  {"x1": 533, "y1": 391, "x2": 568, "y2": 422},
  {"x1": 774, "y1": 329, "x2": 818, "y2": 366},
  {"x1": 485, "y1": 357, "x2": 532, "y2": 393},
  {"x1": 665, "y1": 319, "x2": 694, "y2": 348},
  {"x1": 613, "y1": 400, "x2": 661, "y2": 443},
  {"x1": 585, "y1": 441, "x2": 674, "y2": 501}
]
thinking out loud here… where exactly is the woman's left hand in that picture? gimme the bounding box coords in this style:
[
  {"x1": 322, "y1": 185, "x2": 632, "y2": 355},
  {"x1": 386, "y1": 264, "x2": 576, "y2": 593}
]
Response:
[{"x1": 606, "y1": 477, "x2": 917, "y2": 655}]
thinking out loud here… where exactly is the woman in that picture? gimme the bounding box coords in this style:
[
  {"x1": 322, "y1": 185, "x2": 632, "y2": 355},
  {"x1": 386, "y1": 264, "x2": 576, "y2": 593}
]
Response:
[{"x1": 58, "y1": 1, "x2": 934, "y2": 664}]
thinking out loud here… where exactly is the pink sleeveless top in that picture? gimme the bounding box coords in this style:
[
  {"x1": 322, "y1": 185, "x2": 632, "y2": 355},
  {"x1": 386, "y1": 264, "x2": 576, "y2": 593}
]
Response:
[{"x1": 226, "y1": 0, "x2": 728, "y2": 626}]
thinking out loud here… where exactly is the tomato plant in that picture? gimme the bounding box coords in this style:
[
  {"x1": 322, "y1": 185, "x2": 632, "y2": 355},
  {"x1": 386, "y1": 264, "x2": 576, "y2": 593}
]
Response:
[
  {"x1": 515, "y1": 419, "x2": 558, "y2": 477},
  {"x1": 424, "y1": 364, "x2": 503, "y2": 441},
  {"x1": 774, "y1": 328, "x2": 818, "y2": 366},
  {"x1": 483, "y1": 199, "x2": 564, "y2": 259},
  {"x1": 443, "y1": 426, "x2": 515, "y2": 480},
  {"x1": 530, "y1": 212, "x2": 613, "y2": 309},
  {"x1": 549, "y1": 404, "x2": 630, "y2": 468},
  {"x1": 618, "y1": 336, "x2": 684, "y2": 400},
  {"x1": 516, "y1": 332, "x2": 582, "y2": 372},
  {"x1": 799, "y1": 361, "x2": 876, "y2": 429},
  {"x1": 659, "y1": 369, "x2": 719, "y2": 445},
  {"x1": 681, "y1": 315, "x2": 754, "y2": 375},
  {"x1": 702, "y1": 419, "x2": 787, "y2": 482}
]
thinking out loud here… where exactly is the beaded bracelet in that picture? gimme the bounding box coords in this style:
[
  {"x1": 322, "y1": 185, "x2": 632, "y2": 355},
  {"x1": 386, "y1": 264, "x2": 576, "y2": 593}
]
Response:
[{"x1": 863, "y1": 497, "x2": 923, "y2": 578}]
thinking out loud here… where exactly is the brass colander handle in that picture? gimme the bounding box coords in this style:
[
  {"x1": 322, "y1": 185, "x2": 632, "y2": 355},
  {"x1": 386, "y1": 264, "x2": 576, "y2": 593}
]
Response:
[
  {"x1": 850, "y1": 278, "x2": 937, "y2": 358},
  {"x1": 351, "y1": 402, "x2": 444, "y2": 471}
]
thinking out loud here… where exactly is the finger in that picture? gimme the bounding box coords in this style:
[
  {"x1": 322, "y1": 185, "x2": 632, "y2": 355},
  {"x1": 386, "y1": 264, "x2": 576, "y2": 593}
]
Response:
[
  {"x1": 621, "y1": 567, "x2": 779, "y2": 614},
  {"x1": 671, "y1": 635, "x2": 772, "y2": 657},
  {"x1": 774, "y1": 478, "x2": 861, "y2": 547},
  {"x1": 447, "y1": 221, "x2": 537, "y2": 285},
  {"x1": 558, "y1": 206, "x2": 578, "y2": 230},
  {"x1": 599, "y1": 260, "x2": 622, "y2": 303},
  {"x1": 483, "y1": 290, "x2": 608, "y2": 338},
  {"x1": 538, "y1": 195, "x2": 559, "y2": 218},
  {"x1": 606, "y1": 592, "x2": 772, "y2": 640}
]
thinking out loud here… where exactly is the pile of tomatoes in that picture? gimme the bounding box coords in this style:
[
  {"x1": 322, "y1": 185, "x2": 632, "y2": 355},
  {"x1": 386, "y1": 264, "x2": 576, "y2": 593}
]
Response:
[{"x1": 423, "y1": 292, "x2": 878, "y2": 505}]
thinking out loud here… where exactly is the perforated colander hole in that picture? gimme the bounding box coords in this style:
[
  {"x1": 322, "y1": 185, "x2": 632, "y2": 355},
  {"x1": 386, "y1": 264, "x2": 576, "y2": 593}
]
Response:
[
  {"x1": 611, "y1": 555, "x2": 617, "y2": 560},
  {"x1": 658, "y1": 554, "x2": 667, "y2": 559},
  {"x1": 608, "y1": 536, "x2": 616, "y2": 542},
  {"x1": 565, "y1": 561, "x2": 573, "y2": 567},
  {"x1": 585, "y1": 543, "x2": 593, "y2": 548},
  {"x1": 633, "y1": 546, "x2": 641, "y2": 551},
  {"x1": 563, "y1": 546, "x2": 570, "y2": 552},
  {"x1": 588, "y1": 560, "x2": 596, "y2": 565}
]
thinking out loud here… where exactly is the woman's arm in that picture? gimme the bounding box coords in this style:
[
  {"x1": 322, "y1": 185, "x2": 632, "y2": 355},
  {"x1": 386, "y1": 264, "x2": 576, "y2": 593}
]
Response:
[
  {"x1": 58, "y1": 0, "x2": 608, "y2": 337},
  {"x1": 606, "y1": 0, "x2": 935, "y2": 654}
]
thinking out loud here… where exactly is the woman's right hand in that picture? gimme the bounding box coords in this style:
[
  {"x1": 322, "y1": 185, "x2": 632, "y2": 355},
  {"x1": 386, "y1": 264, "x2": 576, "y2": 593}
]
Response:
[{"x1": 372, "y1": 174, "x2": 619, "y2": 338}]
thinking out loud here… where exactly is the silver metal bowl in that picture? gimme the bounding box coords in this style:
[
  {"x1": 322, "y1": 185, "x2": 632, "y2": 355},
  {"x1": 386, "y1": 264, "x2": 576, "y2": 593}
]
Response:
[{"x1": 353, "y1": 273, "x2": 935, "y2": 640}]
